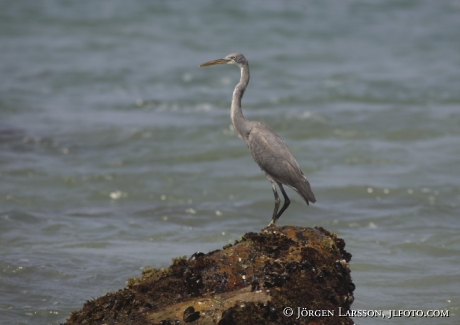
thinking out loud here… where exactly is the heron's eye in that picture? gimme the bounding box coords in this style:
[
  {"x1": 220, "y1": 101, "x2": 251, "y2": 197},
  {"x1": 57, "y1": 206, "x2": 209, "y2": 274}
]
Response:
[{"x1": 231, "y1": 56, "x2": 236, "y2": 60}]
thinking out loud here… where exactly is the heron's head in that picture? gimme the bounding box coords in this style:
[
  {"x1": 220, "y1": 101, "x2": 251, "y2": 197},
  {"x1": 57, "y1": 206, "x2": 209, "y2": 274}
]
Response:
[{"x1": 200, "y1": 52, "x2": 247, "y2": 68}]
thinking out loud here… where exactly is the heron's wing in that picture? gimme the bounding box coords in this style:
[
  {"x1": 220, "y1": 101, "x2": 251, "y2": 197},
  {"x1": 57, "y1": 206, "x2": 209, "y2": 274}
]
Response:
[
  {"x1": 248, "y1": 121, "x2": 301, "y2": 184},
  {"x1": 247, "y1": 121, "x2": 316, "y2": 203}
]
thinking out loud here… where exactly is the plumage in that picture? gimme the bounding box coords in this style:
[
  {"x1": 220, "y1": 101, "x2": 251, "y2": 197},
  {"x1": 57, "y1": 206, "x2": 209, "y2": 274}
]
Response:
[{"x1": 200, "y1": 52, "x2": 315, "y2": 225}]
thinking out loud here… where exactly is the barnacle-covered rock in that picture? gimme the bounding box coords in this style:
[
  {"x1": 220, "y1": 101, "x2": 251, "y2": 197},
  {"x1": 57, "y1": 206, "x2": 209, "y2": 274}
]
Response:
[{"x1": 64, "y1": 226, "x2": 354, "y2": 325}]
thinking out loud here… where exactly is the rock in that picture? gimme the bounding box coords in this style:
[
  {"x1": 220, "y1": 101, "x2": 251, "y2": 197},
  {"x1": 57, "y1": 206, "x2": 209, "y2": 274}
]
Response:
[{"x1": 64, "y1": 226, "x2": 354, "y2": 325}]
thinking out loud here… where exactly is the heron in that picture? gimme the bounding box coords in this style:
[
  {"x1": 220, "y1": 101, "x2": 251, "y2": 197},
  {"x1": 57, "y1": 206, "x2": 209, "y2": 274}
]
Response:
[{"x1": 200, "y1": 52, "x2": 316, "y2": 226}]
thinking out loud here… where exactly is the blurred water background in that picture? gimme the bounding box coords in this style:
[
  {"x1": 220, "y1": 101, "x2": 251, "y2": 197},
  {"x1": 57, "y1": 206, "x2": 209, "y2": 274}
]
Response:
[{"x1": 1, "y1": 0, "x2": 460, "y2": 324}]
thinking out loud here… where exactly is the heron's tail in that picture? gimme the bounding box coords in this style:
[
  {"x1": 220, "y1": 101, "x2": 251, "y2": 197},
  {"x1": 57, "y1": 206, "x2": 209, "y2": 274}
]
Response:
[{"x1": 296, "y1": 176, "x2": 316, "y2": 205}]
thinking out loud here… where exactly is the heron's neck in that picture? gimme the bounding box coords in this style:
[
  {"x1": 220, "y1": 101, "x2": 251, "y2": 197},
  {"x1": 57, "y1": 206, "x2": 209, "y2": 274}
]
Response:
[{"x1": 231, "y1": 63, "x2": 252, "y2": 140}]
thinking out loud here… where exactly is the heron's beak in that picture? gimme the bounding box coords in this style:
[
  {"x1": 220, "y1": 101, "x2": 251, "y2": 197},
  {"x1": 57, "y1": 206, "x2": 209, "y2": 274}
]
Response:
[{"x1": 199, "y1": 58, "x2": 230, "y2": 67}]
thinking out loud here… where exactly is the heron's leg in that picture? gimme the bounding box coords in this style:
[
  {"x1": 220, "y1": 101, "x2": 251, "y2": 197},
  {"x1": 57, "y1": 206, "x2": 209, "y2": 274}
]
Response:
[
  {"x1": 270, "y1": 183, "x2": 290, "y2": 225},
  {"x1": 267, "y1": 180, "x2": 280, "y2": 226}
]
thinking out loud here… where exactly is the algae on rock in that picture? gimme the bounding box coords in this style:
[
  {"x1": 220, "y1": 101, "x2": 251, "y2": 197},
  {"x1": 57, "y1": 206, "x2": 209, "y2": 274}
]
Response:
[{"x1": 64, "y1": 226, "x2": 354, "y2": 325}]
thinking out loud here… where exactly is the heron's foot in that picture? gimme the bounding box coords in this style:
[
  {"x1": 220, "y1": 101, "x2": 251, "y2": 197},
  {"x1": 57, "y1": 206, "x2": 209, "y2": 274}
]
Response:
[{"x1": 267, "y1": 219, "x2": 276, "y2": 227}]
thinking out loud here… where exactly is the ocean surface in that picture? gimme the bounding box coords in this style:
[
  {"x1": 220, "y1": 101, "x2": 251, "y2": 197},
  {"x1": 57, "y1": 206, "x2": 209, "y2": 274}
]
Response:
[{"x1": 1, "y1": 1, "x2": 459, "y2": 324}]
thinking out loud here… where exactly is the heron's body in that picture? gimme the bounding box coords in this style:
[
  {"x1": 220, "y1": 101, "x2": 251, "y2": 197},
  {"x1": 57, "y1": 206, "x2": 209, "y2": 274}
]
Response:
[{"x1": 200, "y1": 53, "x2": 315, "y2": 226}]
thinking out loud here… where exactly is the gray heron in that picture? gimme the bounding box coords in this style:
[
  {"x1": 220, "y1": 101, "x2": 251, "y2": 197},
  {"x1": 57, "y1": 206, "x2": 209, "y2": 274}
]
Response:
[{"x1": 200, "y1": 52, "x2": 316, "y2": 226}]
